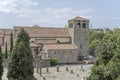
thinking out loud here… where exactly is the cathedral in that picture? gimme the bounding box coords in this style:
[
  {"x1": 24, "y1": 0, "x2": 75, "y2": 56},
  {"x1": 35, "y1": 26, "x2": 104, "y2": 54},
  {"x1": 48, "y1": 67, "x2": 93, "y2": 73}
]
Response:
[{"x1": 0, "y1": 16, "x2": 89, "y2": 64}]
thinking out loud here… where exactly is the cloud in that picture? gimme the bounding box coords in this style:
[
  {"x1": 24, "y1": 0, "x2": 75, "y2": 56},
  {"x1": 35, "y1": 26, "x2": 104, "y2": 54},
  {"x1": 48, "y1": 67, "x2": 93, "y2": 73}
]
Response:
[
  {"x1": 44, "y1": 8, "x2": 94, "y2": 15},
  {"x1": 15, "y1": 8, "x2": 40, "y2": 18},
  {"x1": 0, "y1": 0, "x2": 17, "y2": 13},
  {"x1": 0, "y1": 0, "x2": 38, "y2": 17},
  {"x1": 27, "y1": 7, "x2": 94, "y2": 27},
  {"x1": 43, "y1": 8, "x2": 94, "y2": 19},
  {"x1": 0, "y1": 0, "x2": 94, "y2": 28}
]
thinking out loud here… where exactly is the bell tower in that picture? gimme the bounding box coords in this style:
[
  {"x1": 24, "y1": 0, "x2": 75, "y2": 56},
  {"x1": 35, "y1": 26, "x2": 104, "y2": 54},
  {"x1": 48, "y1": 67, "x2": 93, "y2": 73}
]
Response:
[{"x1": 68, "y1": 16, "x2": 89, "y2": 61}]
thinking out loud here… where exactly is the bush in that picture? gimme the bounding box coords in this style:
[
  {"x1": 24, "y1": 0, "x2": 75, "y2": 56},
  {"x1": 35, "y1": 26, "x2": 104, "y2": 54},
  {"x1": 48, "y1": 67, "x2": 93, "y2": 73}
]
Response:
[{"x1": 50, "y1": 58, "x2": 58, "y2": 66}]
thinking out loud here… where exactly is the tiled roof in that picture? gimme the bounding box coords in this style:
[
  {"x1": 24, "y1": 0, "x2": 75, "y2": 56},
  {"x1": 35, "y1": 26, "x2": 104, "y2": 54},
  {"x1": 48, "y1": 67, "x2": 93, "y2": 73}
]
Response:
[
  {"x1": 36, "y1": 40, "x2": 57, "y2": 44},
  {"x1": 69, "y1": 16, "x2": 89, "y2": 21},
  {"x1": 0, "y1": 29, "x2": 12, "y2": 35},
  {"x1": 14, "y1": 26, "x2": 70, "y2": 38},
  {"x1": 44, "y1": 44, "x2": 78, "y2": 50}
]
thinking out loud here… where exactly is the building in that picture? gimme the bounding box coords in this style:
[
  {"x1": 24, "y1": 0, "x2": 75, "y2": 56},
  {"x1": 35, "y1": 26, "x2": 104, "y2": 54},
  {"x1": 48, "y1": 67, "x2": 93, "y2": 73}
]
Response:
[{"x1": 0, "y1": 16, "x2": 89, "y2": 64}]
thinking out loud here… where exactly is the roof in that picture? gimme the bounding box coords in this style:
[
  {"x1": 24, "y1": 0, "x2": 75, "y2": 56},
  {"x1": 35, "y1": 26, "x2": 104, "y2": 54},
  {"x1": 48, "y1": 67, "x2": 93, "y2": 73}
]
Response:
[
  {"x1": 69, "y1": 16, "x2": 89, "y2": 21},
  {"x1": 36, "y1": 40, "x2": 57, "y2": 44},
  {"x1": 14, "y1": 26, "x2": 70, "y2": 38},
  {"x1": 44, "y1": 44, "x2": 78, "y2": 50},
  {"x1": 0, "y1": 29, "x2": 12, "y2": 35}
]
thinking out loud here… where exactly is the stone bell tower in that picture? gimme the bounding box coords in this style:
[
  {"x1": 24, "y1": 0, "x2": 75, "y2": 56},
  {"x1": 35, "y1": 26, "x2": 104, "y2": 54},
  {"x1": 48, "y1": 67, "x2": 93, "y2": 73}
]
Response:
[{"x1": 68, "y1": 16, "x2": 89, "y2": 61}]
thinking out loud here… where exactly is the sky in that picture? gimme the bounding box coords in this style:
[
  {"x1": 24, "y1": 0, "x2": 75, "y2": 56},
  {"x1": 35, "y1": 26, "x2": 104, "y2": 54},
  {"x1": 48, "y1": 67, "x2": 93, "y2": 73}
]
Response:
[{"x1": 0, "y1": 0, "x2": 120, "y2": 29}]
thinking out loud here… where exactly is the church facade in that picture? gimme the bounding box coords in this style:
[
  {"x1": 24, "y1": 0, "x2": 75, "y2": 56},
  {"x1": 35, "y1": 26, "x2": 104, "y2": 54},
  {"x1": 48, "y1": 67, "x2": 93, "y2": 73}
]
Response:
[{"x1": 0, "y1": 16, "x2": 89, "y2": 64}]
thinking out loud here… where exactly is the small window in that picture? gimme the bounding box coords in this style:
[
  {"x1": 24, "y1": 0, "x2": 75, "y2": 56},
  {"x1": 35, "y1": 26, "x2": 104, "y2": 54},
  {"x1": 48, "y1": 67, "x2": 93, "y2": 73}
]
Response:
[
  {"x1": 83, "y1": 20, "x2": 85, "y2": 22},
  {"x1": 82, "y1": 23, "x2": 86, "y2": 28},
  {"x1": 57, "y1": 40, "x2": 60, "y2": 44},
  {"x1": 31, "y1": 41, "x2": 34, "y2": 43},
  {"x1": 78, "y1": 56, "x2": 84, "y2": 61}
]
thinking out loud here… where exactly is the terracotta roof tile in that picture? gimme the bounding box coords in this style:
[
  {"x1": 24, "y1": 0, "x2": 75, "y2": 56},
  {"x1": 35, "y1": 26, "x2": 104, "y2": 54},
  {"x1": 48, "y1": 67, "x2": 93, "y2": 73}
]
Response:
[
  {"x1": 14, "y1": 26, "x2": 70, "y2": 38},
  {"x1": 36, "y1": 40, "x2": 57, "y2": 44},
  {"x1": 0, "y1": 29, "x2": 12, "y2": 35},
  {"x1": 44, "y1": 44, "x2": 78, "y2": 50},
  {"x1": 69, "y1": 16, "x2": 89, "y2": 21}
]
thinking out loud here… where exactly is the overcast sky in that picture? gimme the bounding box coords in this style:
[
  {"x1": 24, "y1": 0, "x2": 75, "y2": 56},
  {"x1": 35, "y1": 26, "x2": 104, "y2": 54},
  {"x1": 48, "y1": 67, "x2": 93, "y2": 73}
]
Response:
[{"x1": 0, "y1": 0, "x2": 120, "y2": 29}]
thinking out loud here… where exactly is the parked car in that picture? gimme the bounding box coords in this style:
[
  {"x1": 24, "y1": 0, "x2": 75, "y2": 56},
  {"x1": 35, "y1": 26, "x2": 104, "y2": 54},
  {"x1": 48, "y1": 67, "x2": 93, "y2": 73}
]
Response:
[{"x1": 83, "y1": 56, "x2": 96, "y2": 64}]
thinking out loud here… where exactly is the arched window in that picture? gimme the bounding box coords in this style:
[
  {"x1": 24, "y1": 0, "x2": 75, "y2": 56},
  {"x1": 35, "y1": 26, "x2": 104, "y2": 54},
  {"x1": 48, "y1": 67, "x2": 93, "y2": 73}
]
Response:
[
  {"x1": 77, "y1": 23, "x2": 81, "y2": 28},
  {"x1": 82, "y1": 23, "x2": 86, "y2": 28}
]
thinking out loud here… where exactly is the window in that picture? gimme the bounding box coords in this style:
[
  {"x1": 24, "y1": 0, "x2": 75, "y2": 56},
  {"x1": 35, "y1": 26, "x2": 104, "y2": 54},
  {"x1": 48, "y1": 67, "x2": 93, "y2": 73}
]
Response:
[
  {"x1": 31, "y1": 41, "x2": 34, "y2": 43},
  {"x1": 78, "y1": 56, "x2": 84, "y2": 61},
  {"x1": 34, "y1": 48, "x2": 36, "y2": 51},
  {"x1": 80, "y1": 45, "x2": 82, "y2": 49},
  {"x1": 57, "y1": 40, "x2": 60, "y2": 44},
  {"x1": 82, "y1": 23, "x2": 86, "y2": 28},
  {"x1": 77, "y1": 23, "x2": 81, "y2": 28}
]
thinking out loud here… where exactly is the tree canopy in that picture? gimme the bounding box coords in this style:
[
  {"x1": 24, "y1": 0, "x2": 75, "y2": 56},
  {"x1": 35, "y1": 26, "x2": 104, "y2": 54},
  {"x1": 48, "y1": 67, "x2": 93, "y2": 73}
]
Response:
[
  {"x1": 88, "y1": 28, "x2": 120, "y2": 80},
  {"x1": 7, "y1": 28, "x2": 35, "y2": 80}
]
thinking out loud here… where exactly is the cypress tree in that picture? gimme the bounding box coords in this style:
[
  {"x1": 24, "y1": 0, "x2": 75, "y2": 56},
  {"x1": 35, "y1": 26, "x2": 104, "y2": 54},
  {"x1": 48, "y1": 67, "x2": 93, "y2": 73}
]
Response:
[
  {"x1": 10, "y1": 32, "x2": 13, "y2": 53},
  {"x1": 5, "y1": 42, "x2": 8, "y2": 58},
  {"x1": 0, "y1": 46, "x2": 3, "y2": 80},
  {"x1": 7, "y1": 28, "x2": 35, "y2": 80}
]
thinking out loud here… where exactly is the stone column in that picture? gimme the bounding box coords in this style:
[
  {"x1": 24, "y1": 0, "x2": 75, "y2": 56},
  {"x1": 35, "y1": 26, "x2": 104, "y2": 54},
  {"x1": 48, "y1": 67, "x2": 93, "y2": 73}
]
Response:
[
  {"x1": 71, "y1": 70, "x2": 74, "y2": 74},
  {"x1": 66, "y1": 66, "x2": 69, "y2": 71},
  {"x1": 57, "y1": 66, "x2": 60, "y2": 72},
  {"x1": 46, "y1": 67, "x2": 49, "y2": 73},
  {"x1": 39, "y1": 56, "x2": 42, "y2": 76}
]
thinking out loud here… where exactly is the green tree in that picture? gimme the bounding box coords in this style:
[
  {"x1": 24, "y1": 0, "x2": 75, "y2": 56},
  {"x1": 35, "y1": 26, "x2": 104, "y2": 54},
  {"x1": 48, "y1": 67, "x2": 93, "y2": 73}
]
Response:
[
  {"x1": 10, "y1": 32, "x2": 13, "y2": 53},
  {"x1": 89, "y1": 31, "x2": 104, "y2": 44},
  {"x1": 89, "y1": 39, "x2": 100, "y2": 56},
  {"x1": 7, "y1": 28, "x2": 35, "y2": 80},
  {"x1": 89, "y1": 30, "x2": 104, "y2": 56},
  {"x1": 0, "y1": 46, "x2": 3, "y2": 80},
  {"x1": 88, "y1": 28, "x2": 120, "y2": 80},
  {"x1": 5, "y1": 42, "x2": 8, "y2": 58}
]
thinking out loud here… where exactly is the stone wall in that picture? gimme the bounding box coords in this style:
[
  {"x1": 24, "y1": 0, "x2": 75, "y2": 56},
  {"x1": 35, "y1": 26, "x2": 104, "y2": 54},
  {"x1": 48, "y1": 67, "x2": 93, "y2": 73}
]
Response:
[{"x1": 48, "y1": 49, "x2": 78, "y2": 64}]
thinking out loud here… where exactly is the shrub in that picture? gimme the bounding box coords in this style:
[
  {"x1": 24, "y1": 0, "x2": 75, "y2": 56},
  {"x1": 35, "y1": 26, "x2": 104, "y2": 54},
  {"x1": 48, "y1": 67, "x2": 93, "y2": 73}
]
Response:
[{"x1": 50, "y1": 58, "x2": 58, "y2": 66}]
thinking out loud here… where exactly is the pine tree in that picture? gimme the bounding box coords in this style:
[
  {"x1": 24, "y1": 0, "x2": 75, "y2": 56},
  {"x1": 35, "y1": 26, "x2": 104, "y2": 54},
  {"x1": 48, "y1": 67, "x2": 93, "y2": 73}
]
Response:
[
  {"x1": 10, "y1": 32, "x2": 13, "y2": 53},
  {"x1": 0, "y1": 46, "x2": 3, "y2": 80},
  {"x1": 5, "y1": 42, "x2": 8, "y2": 59},
  {"x1": 7, "y1": 28, "x2": 35, "y2": 80}
]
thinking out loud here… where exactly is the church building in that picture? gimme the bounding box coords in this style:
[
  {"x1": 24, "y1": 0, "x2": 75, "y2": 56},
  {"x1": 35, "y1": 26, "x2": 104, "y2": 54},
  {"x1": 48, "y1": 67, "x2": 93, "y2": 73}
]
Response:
[{"x1": 0, "y1": 16, "x2": 89, "y2": 64}]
